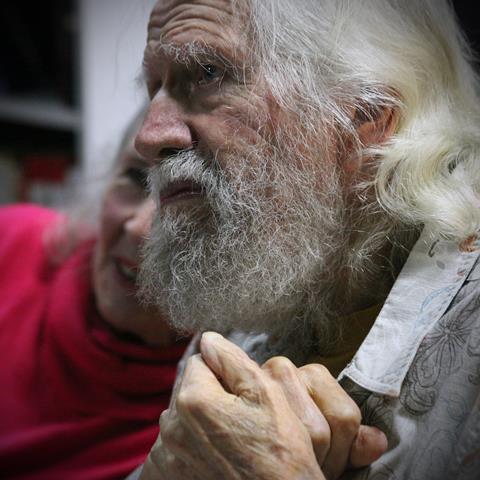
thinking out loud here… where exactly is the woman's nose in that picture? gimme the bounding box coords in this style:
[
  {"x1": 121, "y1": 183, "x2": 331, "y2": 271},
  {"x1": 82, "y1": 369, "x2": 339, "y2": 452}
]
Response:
[
  {"x1": 124, "y1": 198, "x2": 156, "y2": 242},
  {"x1": 135, "y1": 92, "x2": 194, "y2": 165}
]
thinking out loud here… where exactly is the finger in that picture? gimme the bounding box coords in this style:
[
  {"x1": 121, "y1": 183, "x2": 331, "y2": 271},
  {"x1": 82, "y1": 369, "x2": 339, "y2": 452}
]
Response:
[
  {"x1": 177, "y1": 353, "x2": 232, "y2": 407},
  {"x1": 159, "y1": 409, "x2": 189, "y2": 462},
  {"x1": 170, "y1": 355, "x2": 240, "y2": 474},
  {"x1": 167, "y1": 333, "x2": 202, "y2": 410},
  {"x1": 173, "y1": 354, "x2": 235, "y2": 427},
  {"x1": 349, "y1": 425, "x2": 388, "y2": 468},
  {"x1": 165, "y1": 356, "x2": 252, "y2": 479},
  {"x1": 300, "y1": 364, "x2": 361, "y2": 480},
  {"x1": 200, "y1": 331, "x2": 268, "y2": 402},
  {"x1": 262, "y1": 356, "x2": 331, "y2": 464}
]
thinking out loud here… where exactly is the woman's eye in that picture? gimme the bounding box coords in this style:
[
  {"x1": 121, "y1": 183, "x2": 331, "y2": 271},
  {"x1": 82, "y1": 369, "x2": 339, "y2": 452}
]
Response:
[
  {"x1": 147, "y1": 78, "x2": 163, "y2": 100},
  {"x1": 197, "y1": 64, "x2": 224, "y2": 86},
  {"x1": 125, "y1": 167, "x2": 148, "y2": 190}
]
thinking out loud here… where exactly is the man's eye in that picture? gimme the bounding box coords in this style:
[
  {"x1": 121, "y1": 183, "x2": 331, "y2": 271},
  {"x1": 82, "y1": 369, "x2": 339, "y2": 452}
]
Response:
[
  {"x1": 197, "y1": 64, "x2": 224, "y2": 87},
  {"x1": 125, "y1": 167, "x2": 149, "y2": 190}
]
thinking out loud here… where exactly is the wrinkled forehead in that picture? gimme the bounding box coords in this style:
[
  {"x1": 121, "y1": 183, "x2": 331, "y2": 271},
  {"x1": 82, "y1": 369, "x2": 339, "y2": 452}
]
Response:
[{"x1": 147, "y1": 0, "x2": 249, "y2": 52}]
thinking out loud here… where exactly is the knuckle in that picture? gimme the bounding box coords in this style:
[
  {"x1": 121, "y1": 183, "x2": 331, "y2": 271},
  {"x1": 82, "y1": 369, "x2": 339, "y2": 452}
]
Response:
[
  {"x1": 329, "y1": 403, "x2": 362, "y2": 436},
  {"x1": 309, "y1": 423, "x2": 331, "y2": 448},
  {"x1": 299, "y1": 362, "x2": 331, "y2": 380},
  {"x1": 160, "y1": 419, "x2": 177, "y2": 446},
  {"x1": 159, "y1": 409, "x2": 170, "y2": 429},
  {"x1": 176, "y1": 388, "x2": 202, "y2": 414},
  {"x1": 160, "y1": 417, "x2": 188, "y2": 453},
  {"x1": 176, "y1": 384, "x2": 212, "y2": 418},
  {"x1": 262, "y1": 356, "x2": 297, "y2": 380},
  {"x1": 164, "y1": 453, "x2": 177, "y2": 471},
  {"x1": 238, "y1": 375, "x2": 275, "y2": 402},
  {"x1": 175, "y1": 389, "x2": 191, "y2": 413}
]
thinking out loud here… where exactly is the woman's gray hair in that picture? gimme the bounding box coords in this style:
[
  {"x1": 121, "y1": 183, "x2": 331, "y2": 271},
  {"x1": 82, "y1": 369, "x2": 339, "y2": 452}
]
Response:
[{"x1": 242, "y1": 0, "x2": 480, "y2": 241}]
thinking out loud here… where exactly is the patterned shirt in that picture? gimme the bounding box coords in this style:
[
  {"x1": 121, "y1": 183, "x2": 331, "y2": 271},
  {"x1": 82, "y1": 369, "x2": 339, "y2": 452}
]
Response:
[{"x1": 337, "y1": 226, "x2": 480, "y2": 479}]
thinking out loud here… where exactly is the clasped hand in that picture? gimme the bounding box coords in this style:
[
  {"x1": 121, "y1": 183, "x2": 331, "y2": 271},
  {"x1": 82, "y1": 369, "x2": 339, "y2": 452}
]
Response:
[{"x1": 140, "y1": 332, "x2": 387, "y2": 480}]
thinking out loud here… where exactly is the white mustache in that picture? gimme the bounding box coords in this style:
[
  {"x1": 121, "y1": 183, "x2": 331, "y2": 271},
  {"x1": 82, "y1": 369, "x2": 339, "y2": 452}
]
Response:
[{"x1": 148, "y1": 150, "x2": 220, "y2": 204}]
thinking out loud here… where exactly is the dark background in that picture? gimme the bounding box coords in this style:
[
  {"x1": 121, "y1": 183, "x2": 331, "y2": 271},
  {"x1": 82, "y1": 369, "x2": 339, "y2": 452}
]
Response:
[{"x1": 453, "y1": 1, "x2": 480, "y2": 57}]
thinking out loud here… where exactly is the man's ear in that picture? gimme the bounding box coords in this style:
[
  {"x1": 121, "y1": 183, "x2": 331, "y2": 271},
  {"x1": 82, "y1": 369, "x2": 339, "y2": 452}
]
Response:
[{"x1": 344, "y1": 104, "x2": 400, "y2": 173}]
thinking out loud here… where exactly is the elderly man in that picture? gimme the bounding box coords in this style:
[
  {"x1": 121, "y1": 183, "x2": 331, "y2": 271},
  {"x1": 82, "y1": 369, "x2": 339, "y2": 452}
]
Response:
[{"x1": 133, "y1": 0, "x2": 480, "y2": 479}]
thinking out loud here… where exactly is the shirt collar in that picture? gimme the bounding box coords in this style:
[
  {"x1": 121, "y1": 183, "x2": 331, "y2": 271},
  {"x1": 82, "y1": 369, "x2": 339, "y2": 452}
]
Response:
[{"x1": 338, "y1": 226, "x2": 480, "y2": 397}]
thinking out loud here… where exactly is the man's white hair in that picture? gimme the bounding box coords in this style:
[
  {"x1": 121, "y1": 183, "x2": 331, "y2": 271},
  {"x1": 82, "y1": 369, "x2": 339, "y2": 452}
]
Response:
[
  {"x1": 244, "y1": 0, "x2": 480, "y2": 241},
  {"x1": 140, "y1": 0, "x2": 480, "y2": 352}
]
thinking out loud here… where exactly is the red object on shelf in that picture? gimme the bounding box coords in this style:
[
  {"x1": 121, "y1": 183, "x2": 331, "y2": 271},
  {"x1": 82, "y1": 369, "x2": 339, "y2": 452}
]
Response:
[
  {"x1": 22, "y1": 154, "x2": 68, "y2": 182},
  {"x1": 19, "y1": 154, "x2": 71, "y2": 204}
]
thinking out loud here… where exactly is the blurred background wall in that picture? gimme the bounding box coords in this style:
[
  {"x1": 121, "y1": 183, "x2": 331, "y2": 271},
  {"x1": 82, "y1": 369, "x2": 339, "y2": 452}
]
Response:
[
  {"x1": 0, "y1": 0, "x2": 478, "y2": 208},
  {"x1": 80, "y1": 0, "x2": 155, "y2": 186},
  {"x1": 0, "y1": 0, "x2": 155, "y2": 206}
]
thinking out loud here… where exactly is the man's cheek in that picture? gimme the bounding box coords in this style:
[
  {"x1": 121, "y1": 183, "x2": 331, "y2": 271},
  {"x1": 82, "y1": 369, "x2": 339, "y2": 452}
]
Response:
[{"x1": 199, "y1": 92, "x2": 272, "y2": 147}]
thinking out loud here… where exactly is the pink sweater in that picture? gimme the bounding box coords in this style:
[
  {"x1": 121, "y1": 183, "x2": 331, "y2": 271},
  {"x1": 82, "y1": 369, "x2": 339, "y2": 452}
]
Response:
[{"x1": 0, "y1": 204, "x2": 185, "y2": 480}]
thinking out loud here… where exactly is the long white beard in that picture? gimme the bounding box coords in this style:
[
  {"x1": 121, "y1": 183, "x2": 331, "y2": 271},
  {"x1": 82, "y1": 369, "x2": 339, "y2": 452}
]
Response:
[{"x1": 138, "y1": 147, "x2": 346, "y2": 347}]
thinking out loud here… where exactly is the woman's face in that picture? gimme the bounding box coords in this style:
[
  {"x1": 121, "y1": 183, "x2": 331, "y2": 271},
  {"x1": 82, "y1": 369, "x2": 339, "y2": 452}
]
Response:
[{"x1": 92, "y1": 132, "x2": 173, "y2": 346}]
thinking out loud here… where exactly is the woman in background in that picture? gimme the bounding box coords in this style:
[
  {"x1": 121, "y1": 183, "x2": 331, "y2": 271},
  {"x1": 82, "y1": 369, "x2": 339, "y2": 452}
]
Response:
[{"x1": 0, "y1": 110, "x2": 186, "y2": 480}]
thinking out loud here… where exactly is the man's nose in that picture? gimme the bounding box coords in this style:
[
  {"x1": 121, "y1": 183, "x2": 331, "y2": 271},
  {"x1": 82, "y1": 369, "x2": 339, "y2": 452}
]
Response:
[
  {"x1": 124, "y1": 198, "x2": 156, "y2": 242},
  {"x1": 135, "y1": 92, "x2": 194, "y2": 165}
]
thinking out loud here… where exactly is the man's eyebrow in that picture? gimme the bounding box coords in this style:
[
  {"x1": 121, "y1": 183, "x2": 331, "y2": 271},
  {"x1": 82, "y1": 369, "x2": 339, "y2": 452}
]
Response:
[{"x1": 147, "y1": 40, "x2": 241, "y2": 74}]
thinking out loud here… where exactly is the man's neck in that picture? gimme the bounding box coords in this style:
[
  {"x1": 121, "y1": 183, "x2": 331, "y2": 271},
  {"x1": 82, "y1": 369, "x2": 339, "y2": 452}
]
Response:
[
  {"x1": 306, "y1": 225, "x2": 420, "y2": 375},
  {"x1": 307, "y1": 303, "x2": 382, "y2": 376}
]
